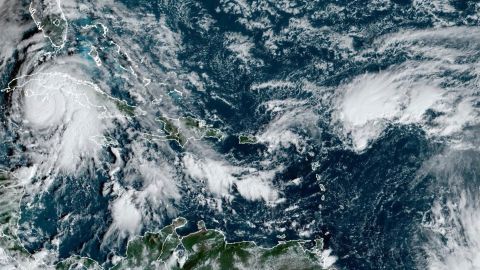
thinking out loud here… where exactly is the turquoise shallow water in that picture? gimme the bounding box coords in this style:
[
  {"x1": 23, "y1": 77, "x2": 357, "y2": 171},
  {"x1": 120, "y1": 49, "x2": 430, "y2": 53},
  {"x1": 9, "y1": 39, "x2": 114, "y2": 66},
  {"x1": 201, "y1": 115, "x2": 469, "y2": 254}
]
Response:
[{"x1": 1, "y1": 0, "x2": 480, "y2": 269}]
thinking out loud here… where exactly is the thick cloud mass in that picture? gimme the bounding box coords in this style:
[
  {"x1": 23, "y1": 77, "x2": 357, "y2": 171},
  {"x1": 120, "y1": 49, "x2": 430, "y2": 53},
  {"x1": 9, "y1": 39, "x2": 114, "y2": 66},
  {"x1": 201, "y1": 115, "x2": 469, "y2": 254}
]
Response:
[{"x1": 1, "y1": 0, "x2": 480, "y2": 269}]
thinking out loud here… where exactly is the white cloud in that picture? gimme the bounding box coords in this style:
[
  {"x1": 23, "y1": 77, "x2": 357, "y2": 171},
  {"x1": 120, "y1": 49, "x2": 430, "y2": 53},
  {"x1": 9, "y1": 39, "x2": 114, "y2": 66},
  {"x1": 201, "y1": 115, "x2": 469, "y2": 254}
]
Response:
[
  {"x1": 333, "y1": 67, "x2": 444, "y2": 151},
  {"x1": 235, "y1": 176, "x2": 279, "y2": 203},
  {"x1": 183, "y1": 153, "x2": 236, "y2": 199},
  {"x1": 135, "y1": 160, "x2": 181, "y2": 220},
  {"x1": 257, "y1": 104, "x2": 316, "y2": 153},
  {"x1": 225, "y1": 32, "x2": 255, "y2": 63},
  {"x1": 182, "y1": 153, "x2": 281, "y2": 204},
  {"x1": 420, "y1": 149, "x2": 480, "y2": 270},
  {"x1": 332, "y1": 27, "x2": 480, "y2": 152},
  {"x1": 6, "y1": 71, "x2": 122, "y2": 175},
  {"x1": 109, "y1": 191, "x2": 143, "y2": 238}
]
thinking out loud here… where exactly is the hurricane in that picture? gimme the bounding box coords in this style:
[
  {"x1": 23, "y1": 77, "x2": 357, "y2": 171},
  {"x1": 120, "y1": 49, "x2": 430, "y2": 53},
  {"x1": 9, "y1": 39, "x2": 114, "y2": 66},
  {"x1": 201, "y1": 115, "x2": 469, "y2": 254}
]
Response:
[{"x1": 1, "y1": 0, "x2": 480, "y2": 269}]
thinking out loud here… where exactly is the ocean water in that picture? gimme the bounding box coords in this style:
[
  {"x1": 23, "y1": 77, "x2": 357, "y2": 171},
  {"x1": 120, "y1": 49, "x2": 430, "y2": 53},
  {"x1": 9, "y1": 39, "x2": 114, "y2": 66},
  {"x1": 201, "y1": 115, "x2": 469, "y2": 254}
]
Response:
[{"x1": 1, "y1": 0, "x2": 480, "y2": 269}]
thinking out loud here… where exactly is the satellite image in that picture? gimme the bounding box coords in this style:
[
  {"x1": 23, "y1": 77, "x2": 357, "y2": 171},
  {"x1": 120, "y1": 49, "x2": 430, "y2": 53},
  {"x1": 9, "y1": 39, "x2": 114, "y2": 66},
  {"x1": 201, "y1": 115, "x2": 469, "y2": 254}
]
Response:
[{"x1": 0, "y1": 0, "x2": 479, "y2": 269}]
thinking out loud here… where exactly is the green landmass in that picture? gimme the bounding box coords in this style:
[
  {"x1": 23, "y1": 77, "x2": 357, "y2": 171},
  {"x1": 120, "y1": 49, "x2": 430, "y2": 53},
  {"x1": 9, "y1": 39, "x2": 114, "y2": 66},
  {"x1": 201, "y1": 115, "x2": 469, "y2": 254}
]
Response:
[
  {"x1": 105, "y1": 217, "x2": 328, "y2": 270},
  {"x1": 0, "y1": 170, "x2": 33, "y2": 263},
  {"x1": 180, "y1": 230, "x2": 324, "y2": 270},
  {"x1": 115, "y1": 100, "x2": 136, "y2": 116},
  {"x1": 204, "y1": 128, "x2": 223, "y2": 140},
  {"x1": 56, "y1": 256, "x2": 102, "y2": 270},
  {"x1": 157, "y1": 117, "x2": 188, "y2": 147},
  {"x1": 112, "y1": 217, "x2": 187, "y2": 270},
  {"x1": 39, "y1": 14, "x2": 68, "y2": 47},
  {"x1": 181, "y1": 117, "x2": 223, "y2": 141},
  {"x1": 182, "y1": 116, "x2": 203, "y2": 129},
  {"x1": 155, "y1": 116, "x2": 224, "y2": 147},
  {"x1": 238, "y1": 135, "x2": 257, "y2": 144}
]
